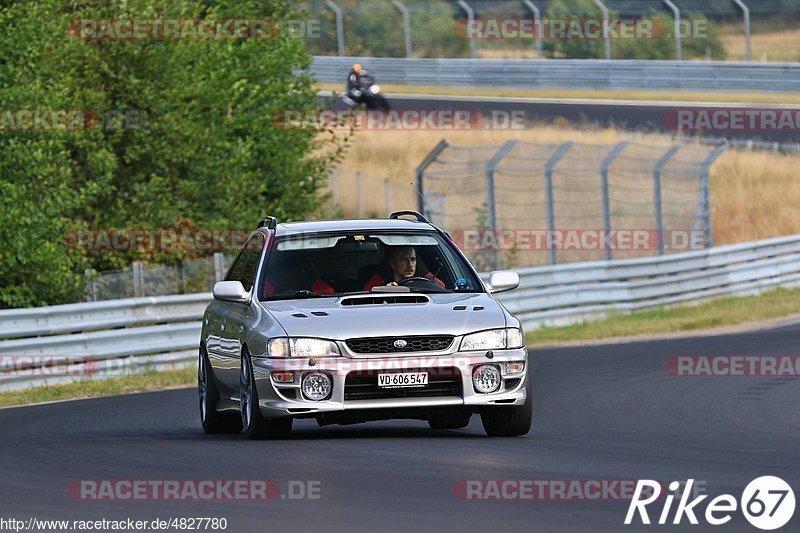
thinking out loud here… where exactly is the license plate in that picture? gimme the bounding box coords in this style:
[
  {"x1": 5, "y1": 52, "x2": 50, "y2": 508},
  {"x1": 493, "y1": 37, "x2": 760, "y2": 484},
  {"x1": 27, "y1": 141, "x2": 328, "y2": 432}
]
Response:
[{"x1": 378, "y1": 372, "x2": 428, "y2": 389}]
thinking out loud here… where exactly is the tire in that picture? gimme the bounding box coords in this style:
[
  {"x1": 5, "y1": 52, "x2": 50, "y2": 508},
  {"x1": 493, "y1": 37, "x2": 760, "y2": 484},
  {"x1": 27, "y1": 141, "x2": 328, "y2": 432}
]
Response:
[
  {"x1": 198, "y1": 346, "x2": 243, "y2": 434},
  {"x1": 240, "y1": 349, "x2": 293, "y2": 440},
  {"x1": 480, "y1": 375, "x2": 533, "y2": 437},
  {"x1": 367, "y1": 94, "x2": 390, "y2": 111},
  {"x1": 427, "y1": 414, "x2": 471, "y2": 430}
]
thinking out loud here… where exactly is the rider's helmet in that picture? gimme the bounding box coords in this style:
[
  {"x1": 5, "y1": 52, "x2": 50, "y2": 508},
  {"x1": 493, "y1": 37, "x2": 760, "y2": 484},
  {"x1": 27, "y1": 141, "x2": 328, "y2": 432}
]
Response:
[{"x1": 352, "y1": 63, "x2": 362, "y2": 74}]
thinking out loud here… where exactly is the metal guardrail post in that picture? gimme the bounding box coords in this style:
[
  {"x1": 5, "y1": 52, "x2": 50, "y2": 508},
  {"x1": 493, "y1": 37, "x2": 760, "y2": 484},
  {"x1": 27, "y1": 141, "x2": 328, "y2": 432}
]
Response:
[
  {"x1": 486, "y1": 140, "x2": 518, "y2": 270},
  {"x1": 600, "y1": 142, "x2": 629, "y2": 261},
  {"x1": 544, "y1": 142, "x2": 575, "y2": 265},
  {"x1": 591, "y1": 0, "x2": 611, "y2": 60},
  {"x1": 392, "y1": 0, "x2": 413, "y2": 58},
  {"x1": 662, "y1": 0, "x2": 682, "y2": 61},
  {"x1": 84, "y1": 268, "x2": 98, "y2": 302},
  {"x1": 414, "y1": 139, "x2": 450, "y2": 219},
  {"x1": 523, "y1": 0, "x2": 543, "y2": 59},
  {"x1": 213, "y1": 253, "x2": 227, "y2": 282},
  {"x1": 457, "y1": 0, "x2": 476, "y2": 59},
  {"x1": 732, "y1": 0, "x2": 752, "y2": 62},
  {"x1": 653, "y1": 145, "x2": 681, "y2": 255},
  {"x1": 697, "y1": 143, "x2": 728, "y2": 249},
  {"x1": 132, "y1": 262, "x2": 145, "y2": 298},
  {"x1": 325, "y1": 0, "x2": 345, "y2": 56}
]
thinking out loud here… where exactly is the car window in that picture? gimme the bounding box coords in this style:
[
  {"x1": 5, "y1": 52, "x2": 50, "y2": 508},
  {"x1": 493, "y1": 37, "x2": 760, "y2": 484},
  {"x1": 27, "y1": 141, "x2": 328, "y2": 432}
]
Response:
[
  {"x1": 259, "y1": 231, "x2": 483, "y2": 300},
  {"x1": 224, "y1": 233, "x2": 265, "y2": 292}
]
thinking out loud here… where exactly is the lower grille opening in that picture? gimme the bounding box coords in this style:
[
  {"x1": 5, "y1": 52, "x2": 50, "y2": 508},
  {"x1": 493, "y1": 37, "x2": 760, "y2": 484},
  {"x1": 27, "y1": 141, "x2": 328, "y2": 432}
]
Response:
[{"x1": 344, "y1": 367, "x2": 462, "y2": 401}]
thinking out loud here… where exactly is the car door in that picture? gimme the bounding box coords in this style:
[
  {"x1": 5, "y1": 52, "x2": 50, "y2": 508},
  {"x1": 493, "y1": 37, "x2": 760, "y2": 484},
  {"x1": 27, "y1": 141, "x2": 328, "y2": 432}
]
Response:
[{"x1": 216, "y1": 233, "x2": 265, "y2": 398}]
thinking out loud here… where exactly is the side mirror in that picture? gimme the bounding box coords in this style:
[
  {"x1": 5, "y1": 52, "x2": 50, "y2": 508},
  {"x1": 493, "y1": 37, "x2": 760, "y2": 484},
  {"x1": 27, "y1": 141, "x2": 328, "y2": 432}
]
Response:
[
  {"x1": 213, "y1": 281, "x2": 249, "y2": 303},
  {"x1": 487, "y1": 270, "x2": 520, "y2": 294}
]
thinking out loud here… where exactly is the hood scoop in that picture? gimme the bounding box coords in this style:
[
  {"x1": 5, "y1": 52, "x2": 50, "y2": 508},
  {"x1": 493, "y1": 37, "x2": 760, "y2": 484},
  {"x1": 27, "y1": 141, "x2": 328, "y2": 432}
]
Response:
[{"x1": 340, "y1": 294, "x2": 431, "y2": 306}]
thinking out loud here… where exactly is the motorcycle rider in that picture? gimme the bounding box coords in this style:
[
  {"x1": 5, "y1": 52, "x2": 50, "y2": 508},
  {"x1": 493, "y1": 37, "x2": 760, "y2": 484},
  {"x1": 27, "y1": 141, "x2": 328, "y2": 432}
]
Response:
[{"x1": 346, "y1": 63, "x2": 368, "y2": 105}]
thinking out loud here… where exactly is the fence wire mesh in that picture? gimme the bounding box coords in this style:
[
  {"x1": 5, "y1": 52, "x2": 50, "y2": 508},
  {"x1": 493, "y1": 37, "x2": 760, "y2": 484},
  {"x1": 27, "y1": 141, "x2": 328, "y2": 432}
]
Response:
[{"x1": 417, "y1": 139, "x2": 725, "y2": 269}]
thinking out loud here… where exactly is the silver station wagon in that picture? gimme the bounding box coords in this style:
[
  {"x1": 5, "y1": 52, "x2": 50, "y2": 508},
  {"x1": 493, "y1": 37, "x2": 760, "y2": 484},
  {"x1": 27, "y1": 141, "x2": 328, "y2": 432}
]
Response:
[{"x1": 199, "y1": 211, "x2": 531, "y2": 438}]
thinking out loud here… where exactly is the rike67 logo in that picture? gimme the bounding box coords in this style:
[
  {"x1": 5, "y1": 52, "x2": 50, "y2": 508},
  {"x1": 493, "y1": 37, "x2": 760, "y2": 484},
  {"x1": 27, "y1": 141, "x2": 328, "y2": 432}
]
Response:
[{"x1": 625, "y1": 477, "x2": 795, "y2": 530}]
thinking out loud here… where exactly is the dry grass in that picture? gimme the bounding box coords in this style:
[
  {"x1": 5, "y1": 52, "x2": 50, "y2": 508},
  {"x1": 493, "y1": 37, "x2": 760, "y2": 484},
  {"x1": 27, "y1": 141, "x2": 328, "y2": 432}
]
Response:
[
  {"x1": 719, "y1": 22, "x2": 800, "y2": 63},
  {"x1": 326, "y1": 125, "x2": 800, "y2": 247}
]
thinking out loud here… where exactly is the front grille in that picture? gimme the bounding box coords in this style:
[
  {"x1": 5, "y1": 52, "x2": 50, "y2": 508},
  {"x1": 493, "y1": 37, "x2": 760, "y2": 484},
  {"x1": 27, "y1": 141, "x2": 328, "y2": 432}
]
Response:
[
  {"x1": 344, "y1": 367, "x2": 462, "y2": 401},
  {"x1": 346, "y1": 335, "x2": 454, "y2": 354}
]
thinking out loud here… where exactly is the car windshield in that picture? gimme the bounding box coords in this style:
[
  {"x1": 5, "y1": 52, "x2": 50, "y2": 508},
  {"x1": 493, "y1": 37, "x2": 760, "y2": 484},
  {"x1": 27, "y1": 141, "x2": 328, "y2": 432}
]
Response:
[{"x1": 258, "y1": 231, "x2": 483, "y2": 300}]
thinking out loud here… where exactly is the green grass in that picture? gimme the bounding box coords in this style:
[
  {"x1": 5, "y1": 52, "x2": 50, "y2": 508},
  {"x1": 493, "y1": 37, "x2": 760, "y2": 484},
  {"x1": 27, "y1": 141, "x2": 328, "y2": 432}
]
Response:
[
  {"x1": 527, "y1": 286, "x2": 800, "y2": 346},
  {"x1": 0, "y1": 366, "x2": 196, "y2": 408}
]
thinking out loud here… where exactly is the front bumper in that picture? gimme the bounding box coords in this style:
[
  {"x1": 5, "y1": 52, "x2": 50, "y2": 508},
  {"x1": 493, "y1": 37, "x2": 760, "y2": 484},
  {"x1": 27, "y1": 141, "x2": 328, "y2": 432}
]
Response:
[{"x1": 250, "y1": 349, "x2": 529, "y2": 419}]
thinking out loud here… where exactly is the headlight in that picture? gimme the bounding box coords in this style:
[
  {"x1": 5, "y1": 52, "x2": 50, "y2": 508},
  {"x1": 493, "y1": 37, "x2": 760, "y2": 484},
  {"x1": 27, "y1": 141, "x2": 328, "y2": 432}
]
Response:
[
  {"x1": 268, "y1": 337, "x2": 340, "y2": 358},
  {"x1": 459, "y1": 328, "x2": 524, "y2": 351}
]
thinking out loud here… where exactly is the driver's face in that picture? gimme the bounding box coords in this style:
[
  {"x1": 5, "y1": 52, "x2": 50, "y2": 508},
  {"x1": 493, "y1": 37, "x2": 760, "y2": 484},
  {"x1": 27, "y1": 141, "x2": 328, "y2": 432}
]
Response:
[{"x1": 389, "y1": 248, "x2": 416, "y2": 281}]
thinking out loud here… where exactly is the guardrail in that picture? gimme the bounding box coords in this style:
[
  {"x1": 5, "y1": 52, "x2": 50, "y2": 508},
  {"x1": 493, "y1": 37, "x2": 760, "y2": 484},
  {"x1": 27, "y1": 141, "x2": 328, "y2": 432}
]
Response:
[
  {"x1": 4, "y1": 233, "x2": 800, "y2": 391},
  {"x1": 311, "y1": 56, "x2": 800, "y2": 93}
]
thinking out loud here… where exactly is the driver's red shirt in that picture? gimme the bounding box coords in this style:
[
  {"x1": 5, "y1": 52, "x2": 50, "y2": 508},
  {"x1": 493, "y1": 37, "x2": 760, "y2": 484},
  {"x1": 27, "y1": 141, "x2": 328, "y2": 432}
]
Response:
[{"x1": 362, "y1": 272, "x2": 445, "y2": 291}]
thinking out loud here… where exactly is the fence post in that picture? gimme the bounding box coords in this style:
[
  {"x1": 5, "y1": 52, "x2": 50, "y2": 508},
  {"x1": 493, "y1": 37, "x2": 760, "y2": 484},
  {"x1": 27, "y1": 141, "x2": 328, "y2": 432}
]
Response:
[
  {"x1": 662, "y1": 0, "x2": 682, "y2": 60},
  {"x1": 132, "y1": 261, "x2": 145, "y2": 298},
  {"x1": 544, "y1": 142, "x2": 575, "y2": 265},
  {"x1": 392, "y1": 0, "x2": 413, "y2": 58},
  {"x1": 384, "y1": 179, "x2": 393, "y2": 216},
  {"x1": 732, "y1": 0, "x2": 752, "y2": 61},
  {"x1": 600, "y1": 141, "x2": 629, "y2": 261},
  {"x1": 213, "y1": 253, "x2": 227, "y2": 282},
  {"x1": 523, "y1": 0, "x2": 543, "y2": 59},
  {"x1": 653, "y1": 145, "x2": 681, "y2": 255},
  {"x1": 84, "y1": 268, "x2": 97, "y2": 302},
  {"x1": 486, "y1": 140, "x2": 518, "y2": 270},
  {"x1": 356, "y1": 171, "x2": 364, "y2": 217},
  {"x1": 325, "y1": 0, "x2": 345, "y2": 56},
  {"x1": 414, "y1": 139, "x2": 450, "y2": 219},
  {"x1": 591, "y1": 0, "x2": 611, "y2": 60},
  {"x1": 457, "y1": 0, "x2": 476, "y2": 59},
  {"x1": 697, "y1": 143, "x2": 728, "y2": 249}
]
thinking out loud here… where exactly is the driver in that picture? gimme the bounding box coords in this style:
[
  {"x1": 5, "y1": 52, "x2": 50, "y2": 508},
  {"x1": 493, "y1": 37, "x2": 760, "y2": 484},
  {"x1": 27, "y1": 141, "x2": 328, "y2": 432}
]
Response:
[{"x1": 363, "y1": 246, "x2": 445, "y2": 290}]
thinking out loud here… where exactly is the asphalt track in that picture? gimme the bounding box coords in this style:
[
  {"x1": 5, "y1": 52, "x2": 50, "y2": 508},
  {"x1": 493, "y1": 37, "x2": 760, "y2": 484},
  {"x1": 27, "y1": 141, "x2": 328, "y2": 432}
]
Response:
[
  {"x1": 1, "y1": 322, "x2": 798, "y2": 532},
  {"x1": 323, "y1": 93, "x2": 800, "y2": 144}
]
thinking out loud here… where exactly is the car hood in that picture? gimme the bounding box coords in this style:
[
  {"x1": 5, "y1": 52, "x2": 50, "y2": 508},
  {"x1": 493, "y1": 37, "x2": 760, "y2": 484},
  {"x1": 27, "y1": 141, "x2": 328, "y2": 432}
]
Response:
[{"x1": 262, "y1": 292, "x2": 506, "y2": 340}]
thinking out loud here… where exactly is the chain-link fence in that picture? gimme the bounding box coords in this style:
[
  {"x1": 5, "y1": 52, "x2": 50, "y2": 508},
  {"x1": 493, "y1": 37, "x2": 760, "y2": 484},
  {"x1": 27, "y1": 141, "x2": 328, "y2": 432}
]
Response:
[
  {"x1": 84, "y1": 254, "x2": 233, "y2": 301},
  {"x1": 416, "y1": 139, "x2": 726, "y2": 270}
]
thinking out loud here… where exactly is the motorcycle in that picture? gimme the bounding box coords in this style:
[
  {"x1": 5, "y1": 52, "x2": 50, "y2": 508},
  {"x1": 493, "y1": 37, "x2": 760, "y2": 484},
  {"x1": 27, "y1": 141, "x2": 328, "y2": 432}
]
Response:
[{"x1": 341, "y1": 73, "x2": 390, "y2": 111}]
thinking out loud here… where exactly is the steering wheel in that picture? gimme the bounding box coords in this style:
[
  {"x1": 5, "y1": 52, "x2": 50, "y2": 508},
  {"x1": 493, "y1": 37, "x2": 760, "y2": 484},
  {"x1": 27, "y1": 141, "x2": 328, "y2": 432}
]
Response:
[{"x1": 397, "y1": 276, "x2": 439, "y2": 286}]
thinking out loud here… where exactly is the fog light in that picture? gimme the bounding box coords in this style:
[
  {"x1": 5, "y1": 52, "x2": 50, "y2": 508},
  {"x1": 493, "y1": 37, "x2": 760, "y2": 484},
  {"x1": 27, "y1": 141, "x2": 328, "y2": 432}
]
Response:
[
  {"x1": 302, "y1": 372, "x2": 332, "y2": 401},
  {"x1": 505, "y1": 362, "x2": 525, "y2": 374},
  {"x1": 271, "y1": 372, "x2": 294, "y2": 383},
  {"x1": 472, "y1": 365, "x2": 501, "y2": 393}
]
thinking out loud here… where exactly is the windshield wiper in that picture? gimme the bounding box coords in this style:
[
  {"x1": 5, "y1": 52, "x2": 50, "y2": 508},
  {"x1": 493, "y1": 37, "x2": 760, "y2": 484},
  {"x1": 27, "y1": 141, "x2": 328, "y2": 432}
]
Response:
[{"x1": 266, "y1": 290, "x2": 327, "y2": 300}]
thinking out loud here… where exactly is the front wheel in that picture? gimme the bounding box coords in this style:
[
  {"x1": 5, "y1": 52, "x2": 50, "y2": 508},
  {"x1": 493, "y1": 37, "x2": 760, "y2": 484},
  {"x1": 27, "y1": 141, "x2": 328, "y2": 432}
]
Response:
[
  {"x1": 480, "y1": 377, "x2": 532, "y2": 437},
  {"x1": 240, "y1": 350, "x2": 293, "y2": 440},
  {"x1": 198, "y1": 347, "x2": 243, "y2": 434}
]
